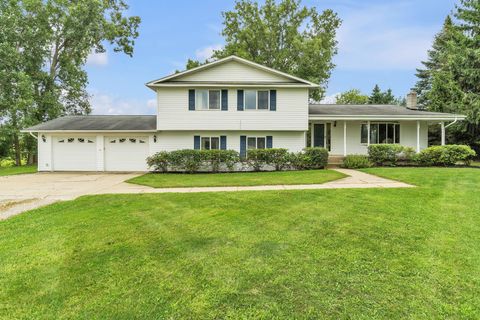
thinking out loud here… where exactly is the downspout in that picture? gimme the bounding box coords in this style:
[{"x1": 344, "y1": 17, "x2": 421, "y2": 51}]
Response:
[
  {"x1": 445, "y1": 116, "x2": 458, "y2": 129},
  {"x1": 29, "y1": 132, "x2": 38, "y2": 140}
]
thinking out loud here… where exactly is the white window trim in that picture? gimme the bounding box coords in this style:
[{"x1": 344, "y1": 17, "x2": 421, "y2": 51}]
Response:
[
  {"x1": 200, "y1": 136, "x2": 221, "y2": 150},
  {"x1": 196, "y1": 89, "x2": 222, "y2": 111},
  {"x1": 246, "y1": 136, "x2": 267, "y2": 150},
  {"x1": 361, "y1": 122, "x2": 400, "y2": 145},
  {"x1": 243, "y1": 90, "x2": 270, "y2": 111}
]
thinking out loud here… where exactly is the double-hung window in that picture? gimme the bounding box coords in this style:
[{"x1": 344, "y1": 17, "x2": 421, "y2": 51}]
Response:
[
  {"x1": 196, "y1": 90, "x2": 221, "y2": 110},
  {"x1": 361, "y1": 123, "x2": 400, "y2": 144},
  {"x1": 247, "y1": 137, "x2": 266, "y2": 150},
  {"x1": 244, "y1": 90, "x2": 269, "y2": 110},
  {"x1": 201, "y1": 137, "x2": 220, "y2": 150}
]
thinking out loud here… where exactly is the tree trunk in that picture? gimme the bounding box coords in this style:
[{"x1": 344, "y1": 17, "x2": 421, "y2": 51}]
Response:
[{"x1": 13, "y1": 132, "x2": 21, "y2": 166}]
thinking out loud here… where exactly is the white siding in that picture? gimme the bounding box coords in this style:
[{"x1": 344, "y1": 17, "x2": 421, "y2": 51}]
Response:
[
  {"x1": 156, "y1": 88, "x2": 309, "y2": 131},
  {"x1": 37, "y1": 134, "x2": 52, "y2": 171},
  {"x1": 151, "y1": 131, "x2": 306, "y2": 154},
  {"x1": 326, "y1": 120, "x2": 429, "y2": 156},
  {"x1": 175, "y1": 60, "x2": 292, "y2": 83}
]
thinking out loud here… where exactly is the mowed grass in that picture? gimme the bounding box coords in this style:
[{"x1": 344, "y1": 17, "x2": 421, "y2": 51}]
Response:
[
  {"x1": 1, "y1": 168, "x2": 480, "y2": 319},
  {"x1": 127, "y1": 169, "x2": 346, "y2": 188},
  {"x1": 0, "y1": 165, "x2": 36, "y2": 176}
]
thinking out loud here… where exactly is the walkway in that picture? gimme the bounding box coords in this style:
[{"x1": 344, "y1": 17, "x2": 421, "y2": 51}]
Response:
[{"x1": 0, "y1": 169, "x2": 413, "y2": 220}]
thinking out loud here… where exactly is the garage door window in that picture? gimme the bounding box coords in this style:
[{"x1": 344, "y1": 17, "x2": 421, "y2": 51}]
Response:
[{"x1": 67, "y1": 138, "x2": 75, "y2": 143}]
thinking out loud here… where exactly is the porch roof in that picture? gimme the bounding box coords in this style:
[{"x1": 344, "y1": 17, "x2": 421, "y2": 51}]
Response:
[{"x1": 309, "y1": 104, "x2": 465, "y2": 121}]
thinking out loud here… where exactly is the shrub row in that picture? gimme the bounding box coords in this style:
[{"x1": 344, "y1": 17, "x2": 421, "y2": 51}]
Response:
[
  {"x1": 342, "y1": 144, "x2": 476, "y2": 168},
  {"x1": 147, "y1": 147, "x2": 329, "y2": 173}
]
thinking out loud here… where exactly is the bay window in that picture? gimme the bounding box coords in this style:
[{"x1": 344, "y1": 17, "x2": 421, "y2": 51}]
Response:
[{"x1": 361, "y1": 123, "x2": 400, "y2": 144}]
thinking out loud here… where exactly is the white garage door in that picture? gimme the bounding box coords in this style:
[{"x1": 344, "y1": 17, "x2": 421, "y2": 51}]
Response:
[
  {"x1": 104, "y1": 137, "x2": 149, "y2": 171},
  {"x1": 53, "y1": 137, "x2": 97, "y2": 171}
]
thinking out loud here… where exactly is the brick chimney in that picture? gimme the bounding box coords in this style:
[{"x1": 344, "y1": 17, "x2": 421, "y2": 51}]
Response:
[{"x1": 406, "y1": 91, "x2": 418, "y2": 110}]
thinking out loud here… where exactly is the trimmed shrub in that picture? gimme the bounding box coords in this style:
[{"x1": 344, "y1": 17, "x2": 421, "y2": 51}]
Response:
[
  {"x1": 342, "y1": 154, "x2": 371, "y2": 169},
  {"x1": 202, "y1": 149, "x2": 240, "y2": 173},
  {"x1": 288, "y1": 152, "x2": 309, "y2": 170},
  {"x1": 167, "y1": 149, "x2": 203, "y2": 173},
  {"x1": 415, "y1": 145, "x2": 476, "y2": 166},
  {"x1": 146, "y1": 151, "x2": 170, "y2": 172},
  {"x1": 368, "y1": 144, "x2": 404, "y2": 166},
  {"x1": 246, "y1": 149, "x2": 267, "y2": 171},
  {"x1": 402, "y1": 147, "x2": 416, "y2": 162},
  {"x1": 302, "y1": 147, "x2": 329, "y2": 169},
  {"x1": 267, "y1": 148, "x2": 289, "y2": 171}
]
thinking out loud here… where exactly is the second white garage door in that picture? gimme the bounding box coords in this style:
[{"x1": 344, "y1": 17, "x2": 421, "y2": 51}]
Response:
[{"x1": 104, "y1": 136, "x2": 149, "y2": 171}]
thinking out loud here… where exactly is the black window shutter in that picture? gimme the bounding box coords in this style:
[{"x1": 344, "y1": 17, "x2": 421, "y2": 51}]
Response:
[
  {"x1": 266, "y1": 136, "x2": 273, "y2": 148},
  {"x1": 269, "y1": 90, "x2": 276, "y2": 111},
  {"x1": 194, "y1": 135, "x2": 200, "y2": 150},
  {"x1": 221, "y1": 90, "x2": 228, "y2": 111},
  {"x1": 188, "y1": 89, "x2": 195, "y2": 111},
  {"x1": 220, "y1": 136, "x2": 227, "y2": 150},
  {"x1": 237, "y1": 90, "x2": 244, "y2": 111},
  {"x1": 240, "y1": 136, "x2": 247, "y2": 158}
]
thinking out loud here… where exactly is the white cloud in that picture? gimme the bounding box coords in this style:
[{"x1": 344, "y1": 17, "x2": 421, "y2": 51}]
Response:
[
  {"x1": 89, "y1": 90, "x2": 156, "y2": 115},
  {"x1": 335, "y1": 2, "x2": 435, "y2": 70},
  {"x1": 87, "y1": 51, "x2": 108, "y2": 66},
  {"x1": 320, "y1": 93, "x2": 340, "y2": 104},
  {"x1": 195, "y1": 44, "x2": 222, "y2": 61}
]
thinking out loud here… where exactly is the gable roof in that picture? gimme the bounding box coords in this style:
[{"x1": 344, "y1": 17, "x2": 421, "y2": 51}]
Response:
[
  {"x1": 22, "y1": 115, "x2": 157, "y2": 132},
  {"x1": 309, "y1": 104, "x2": 466, "y2": 121},
  {"x1": 146, "y1": 55, "x2": 318, "y2": 89}
]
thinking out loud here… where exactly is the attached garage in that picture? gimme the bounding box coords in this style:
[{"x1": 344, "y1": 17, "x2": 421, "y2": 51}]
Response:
[
  {"x1": 104, "y1": 136, "x2": 149, "y2": 171},
  {"x1": 52, "y1": 136, "x2": 97, "y2": 171}
]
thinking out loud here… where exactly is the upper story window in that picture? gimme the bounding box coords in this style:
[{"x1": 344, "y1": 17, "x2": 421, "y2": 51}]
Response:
[
  {"x1": 244, "y1": 90, "x2": 269, "y2": 110},
  {"x1": 196, "y1": 89, "x2": 220, "y2": 110},
  {"x1": 361, "y1": 123, "x2": 400, "y2": 144}
]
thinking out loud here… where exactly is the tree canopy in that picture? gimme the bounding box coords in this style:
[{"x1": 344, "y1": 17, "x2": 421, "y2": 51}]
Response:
[
  {"x1": 188, "y1": 0, "x2": 341, "y2": 100},
  {"x1": 0, "y1": 0, "x2": 141, "y2": 165},
  {"x1": 414, "y1": 1, "x2": 480, "y2": 147},
  {"x1": 335, "y1": 89, "x2": 369, "y2": 104}
]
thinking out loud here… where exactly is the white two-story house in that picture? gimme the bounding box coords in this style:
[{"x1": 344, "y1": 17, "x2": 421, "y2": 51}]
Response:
[{"x1": 25, "y1": 55, "x2": 464, "y2": 172}]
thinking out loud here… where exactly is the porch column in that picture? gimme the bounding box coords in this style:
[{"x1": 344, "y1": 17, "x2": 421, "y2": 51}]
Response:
[
  {"x1": 441, "y1": 121, "x2": 445, "y2": 146},
  {"x1": 416, "y1": 120, "x2": 421, "y2": 153},
  {"x1": 310, "y1": 122, "x2": 314, "y2": 147},
  {"x1": 343, "y1": 121, "x2": 347, "y2": 156},
  {"x1": 367, "y1": 120, "x2": 371, "y2": 146}
]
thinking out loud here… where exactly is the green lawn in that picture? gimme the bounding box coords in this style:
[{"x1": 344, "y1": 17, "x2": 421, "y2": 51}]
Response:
[
  {"x1": 1, "y1": 168, "x2": 480, "y2": 319},
  {"x1": 471, "y1": 161, "x2": 480, "y2": 167},
  {"x1": 0, "y1": 165, "x2": 36, "y2": 176},
  {"x1": 127, "y1": 169, "x2": 346, "y2": 188}
]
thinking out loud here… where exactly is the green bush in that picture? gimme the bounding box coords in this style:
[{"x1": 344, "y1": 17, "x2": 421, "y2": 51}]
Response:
[
  {"x1": 287, "y1": 152, "x2": 308, "y2": 170},
  {"x1": 302, "y1": 147, "x2": 329, "y2": 169},
  {"x1": 0, "y1": 158, "x2": 15, "y2": 167},
  {"x1": 368, "y1": 144, "x2": 404, "y2": 166},
  {"x1": 202, "y1": 149, "x2": 239, "y2": 173},
  {"x1": 266, "y1": 148, "x2": 289, "y2": 171},
  {"x1": 342, "y1": 155, "x2": 371, "y2": 169},
  {"x1": 246, "y1": 149, "x2": 267, "y2": 171},
  {"x1": 167, "y1": 149, "x2": 203, "y2": 173},
  {"x1": 415, "y1": 145, "x2": 476, "y2": 166},
  {"x1": 146, "y1": 152, "x2": 170, "y2": 172}
]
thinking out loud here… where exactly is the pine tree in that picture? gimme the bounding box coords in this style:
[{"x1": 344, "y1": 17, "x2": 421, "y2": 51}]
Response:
[{"x1": 368, "y1": 84, "x2": 383, "y2": 104}]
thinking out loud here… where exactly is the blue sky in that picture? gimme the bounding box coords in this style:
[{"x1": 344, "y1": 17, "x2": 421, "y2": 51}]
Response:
[{"x1": 86, "y1": 0, "x2": 458, "y2": 114}]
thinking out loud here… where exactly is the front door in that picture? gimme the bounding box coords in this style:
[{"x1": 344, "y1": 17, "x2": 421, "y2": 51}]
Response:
[{"x1": 313, "y1": 124, "x2": 325, "y2": 147}]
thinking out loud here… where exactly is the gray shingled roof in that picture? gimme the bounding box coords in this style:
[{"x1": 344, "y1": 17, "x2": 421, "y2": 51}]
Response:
[
  {"x1": 309, "y1": 104, "x2": 463, "y2": 119},
  {"x1": 23, "y1": 115, "x2": 157, "y2": 131}
]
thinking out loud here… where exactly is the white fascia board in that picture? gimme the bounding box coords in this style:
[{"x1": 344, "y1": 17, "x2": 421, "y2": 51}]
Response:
[
  {"x1": 20, "y1": 130, "x2": 157, "y2": 133},
  {"x1": 308, "y1": 115, "x2": 466, "y2": 121},
  {"x1": 149, "y1": 83, "x2": 317, "y2": 88},
  {"x1": 146, "y1": 55, "x2": 318, "y2": 87}
]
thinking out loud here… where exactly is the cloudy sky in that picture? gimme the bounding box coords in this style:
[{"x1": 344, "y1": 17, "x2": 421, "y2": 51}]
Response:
[{"x1": 86, "y1": 0, "x2": 458, "y2": 114}]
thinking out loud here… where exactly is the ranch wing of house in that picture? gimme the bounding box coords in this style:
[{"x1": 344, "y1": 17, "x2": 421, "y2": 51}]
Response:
[{"x1": 23, "y1": 55, "x2": 465, "y2": 172}]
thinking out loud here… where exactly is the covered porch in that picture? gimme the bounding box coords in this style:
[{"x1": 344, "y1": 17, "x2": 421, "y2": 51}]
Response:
[{"x1": 308, "y1": 104, "x2": 465, "y2": 157}]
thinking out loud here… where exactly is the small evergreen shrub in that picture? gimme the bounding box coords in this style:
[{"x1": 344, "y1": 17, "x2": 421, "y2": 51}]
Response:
[
  {"x1": 146, "y1": 151, "x2": 170, "y2": 172},
  {"x1": 415, "y1": 145, "x2": 476, "y2": 166},
  {"x1": 368, "y1": 144, "x2": 404, "y2": 166},
  {"x1": 302, "y1": 147, "x2": 329, "y2": 169},
  {"x1": 342, "y1": 155, "x2": 371, "y2": 169}
]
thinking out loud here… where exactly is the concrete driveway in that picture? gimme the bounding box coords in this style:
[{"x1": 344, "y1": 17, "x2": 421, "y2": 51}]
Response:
[{"x1": 0, "y1": 172, "x2": 141, "y2": 220}]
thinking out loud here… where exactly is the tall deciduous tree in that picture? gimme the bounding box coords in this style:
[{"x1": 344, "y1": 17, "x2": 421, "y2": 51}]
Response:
[
  {"x1": 0, "y1": 0, "x2": 141, "y2": 165},
  {"x1": 335, "y1": 89, "x2": 368, "y2": 104},
  {"x1": 189, "y1": 0, "x2": 341, "y2": 100}
]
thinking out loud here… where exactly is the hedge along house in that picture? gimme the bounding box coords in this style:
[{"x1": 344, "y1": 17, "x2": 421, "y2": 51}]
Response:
[{"x1": 23, "y1": 55, "x2": 465, "y2": 172}]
